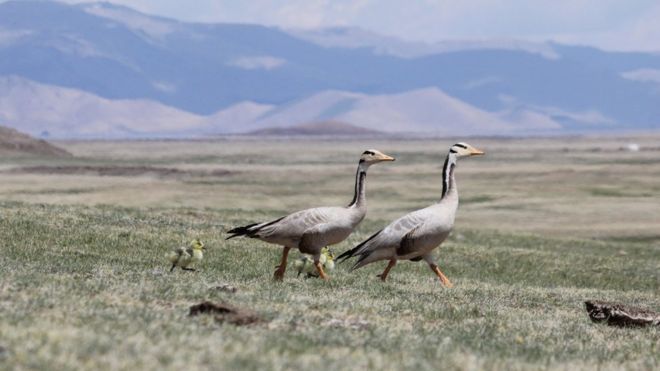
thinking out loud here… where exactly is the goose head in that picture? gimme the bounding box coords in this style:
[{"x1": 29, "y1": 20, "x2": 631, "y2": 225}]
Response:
[
  {"x1": 449, "y1": 142, "x2": 485, "y2": 158},
  {"x1": 359, "y1": 149, "x2": 395, "y2": 165}
]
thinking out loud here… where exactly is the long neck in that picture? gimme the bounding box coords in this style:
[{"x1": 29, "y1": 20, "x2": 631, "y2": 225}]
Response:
[
  {"x1": 348, "y1": 162, "x2": 368, "y2": 208},
  {"x1": 441, "y1": 153, "x2": 458, "y2": 200}
]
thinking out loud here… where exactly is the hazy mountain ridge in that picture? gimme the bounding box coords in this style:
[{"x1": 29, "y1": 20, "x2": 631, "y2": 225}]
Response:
[
  {"x1": 0, "y1": 76, "x2": 560, "y2": 138},
  {"x1": 0, "y1": 76, "x2": 277, "y2": 138},
  {"x1": 289, "y1": 27, "x2": 562, "y2": 59},
  {"x1": 0, "y1": 0, "x2": 659, "y2": 138}
]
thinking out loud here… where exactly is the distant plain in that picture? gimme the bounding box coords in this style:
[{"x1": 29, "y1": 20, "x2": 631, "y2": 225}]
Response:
[{"x1": 0, "y1": 135, "x2": 658, "y2": 370}]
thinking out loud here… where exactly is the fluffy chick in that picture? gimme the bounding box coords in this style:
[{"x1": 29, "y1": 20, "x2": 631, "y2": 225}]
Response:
[
  {"x1": 168, "y1": 239, "x2": 205, "y2": 272},
  {"x1": 293, "y1": 247, "x2": 335, "y2": 278}
]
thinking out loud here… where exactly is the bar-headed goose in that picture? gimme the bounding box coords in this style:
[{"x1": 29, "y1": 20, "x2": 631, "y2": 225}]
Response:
[
  {"x1": 337, "y1": 143, "x2": 484, "y2": 287},
  {"x1": 227, "y1": 149, "x2": 395, "y2": 280}
]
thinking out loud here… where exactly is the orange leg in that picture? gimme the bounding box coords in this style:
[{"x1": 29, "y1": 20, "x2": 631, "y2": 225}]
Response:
[
  {"x1": 377, "y1": 259, "x2": 397, "y2": 281},
  {"x1": 429, "y1": 263, "x2": 453, "y2": 288},
  {"x1": 314, "y1": 261, "x2": 329, "y2": 280},
  {"x1": 273, "y1": 246, "x2": 291, "y2": 281}
]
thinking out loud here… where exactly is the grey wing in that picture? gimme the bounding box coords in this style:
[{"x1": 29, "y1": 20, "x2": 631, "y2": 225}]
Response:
[
  {"x1": 341, "y1": 208, "x2": 431, "y2": 268},
  {"x1": 397, "y1": 225, "x2": 421, "y2": 256},
  {"x1": 396, "y1": 221, "x2": 451, "y2": 258},
  {"x1": 298, "y1": 219, "x2": 350, "y2": 254},
  {"x1": 254, "y1": 207, "x2": 335, "y2": 241},
  {"x1": 373, "y1": 208, "x2": 432, "y2": 249},
  {"x1": 299, "y1": 222, "x2": 332, "y2": 254}
]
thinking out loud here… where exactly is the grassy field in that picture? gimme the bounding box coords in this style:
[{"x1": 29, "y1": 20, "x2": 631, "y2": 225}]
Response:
[{"x1": 0, "y1": 136, "x2": 659, "y2": 370}]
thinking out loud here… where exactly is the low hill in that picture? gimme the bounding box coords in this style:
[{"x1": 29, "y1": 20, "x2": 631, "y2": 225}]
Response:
[
  {"x1": 0, "y1": 125, "x2": 71, "y2": 157},
  {"x1": 248, "y1": 88, "x2": 561, "y2": 135}
]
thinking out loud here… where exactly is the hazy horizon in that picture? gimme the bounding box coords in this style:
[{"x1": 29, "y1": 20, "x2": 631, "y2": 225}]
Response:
[{"x1": 42, "y1": 0, "x2": 660, "y2": 53}]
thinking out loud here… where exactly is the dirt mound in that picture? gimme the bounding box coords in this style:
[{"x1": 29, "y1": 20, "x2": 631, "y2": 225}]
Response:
[
  {"x1": 249, "y1": 121, "x2": 382, "y2": 136},
  {"x1": 8, "y1": 165, "x2": 232, "y2": 178},
  {"x1": 189, "y1": 301, "x2": 263, "y2": 326},
  {"x1": 0, "y1": 126, "x2": 71, "y2": 157}
]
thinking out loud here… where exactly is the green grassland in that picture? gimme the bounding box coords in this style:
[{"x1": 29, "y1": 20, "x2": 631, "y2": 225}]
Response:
[{"x1": 0, "y1": 136, "x2": 659, "y2": 370}]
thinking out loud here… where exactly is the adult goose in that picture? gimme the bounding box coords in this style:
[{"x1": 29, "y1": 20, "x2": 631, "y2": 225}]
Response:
[
  {"x1": 226, "y1": 149, "x2": 395, "y2": 280},
  {"x1": 337, "y1": 143, "x2": 484, "y2": 287}
]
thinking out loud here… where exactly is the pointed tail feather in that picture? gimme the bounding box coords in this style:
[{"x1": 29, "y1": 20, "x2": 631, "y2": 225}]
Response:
[
  {"x1": 225, "y1": 222, "x2": 260, "y2": 240},
  {"x1": 225, "y1": 216, "x2": 286, "y2": 240},
  {"x1": 350, "y1": 252, "x2": 374, "y2": 271},
  {"x1": 336, "y1": 244, "x2": 362, "y2": 263},
  {"x1": 337, "y1": 229, "x2": 382, "y2": 264}
]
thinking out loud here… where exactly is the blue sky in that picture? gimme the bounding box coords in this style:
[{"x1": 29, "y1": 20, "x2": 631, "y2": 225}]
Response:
[{"x1": 47, "y1": 1, "x2": 660, "y2": 52}]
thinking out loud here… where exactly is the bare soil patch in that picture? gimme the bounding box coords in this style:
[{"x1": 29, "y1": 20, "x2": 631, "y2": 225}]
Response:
[
  {"x1": 7, "y1": 165, "x2": 232, "y2": 179},
  {"x1": 189, "y1": 301, "x2": 263, "y2": 326}
]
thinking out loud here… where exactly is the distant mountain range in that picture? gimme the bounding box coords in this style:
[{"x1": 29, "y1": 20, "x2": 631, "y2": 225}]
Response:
[{"x1": 0, "y1": 0, "x2": 659, "y2": 138}]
